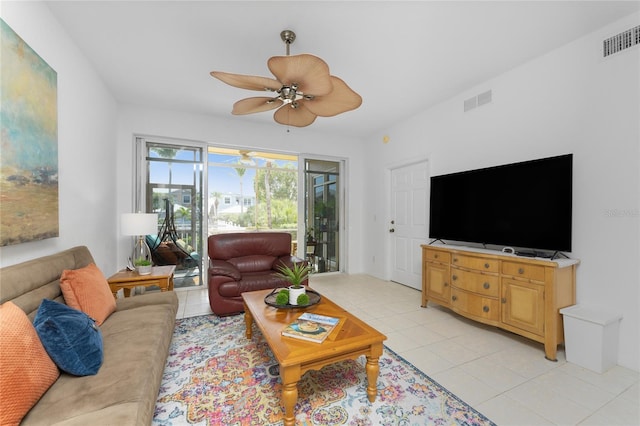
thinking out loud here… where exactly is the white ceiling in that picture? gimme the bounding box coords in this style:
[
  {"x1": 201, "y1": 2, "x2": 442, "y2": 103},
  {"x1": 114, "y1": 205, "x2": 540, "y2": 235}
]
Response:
[{"x1": 46, "y1": 1, "x2": 639, "y2": 138}]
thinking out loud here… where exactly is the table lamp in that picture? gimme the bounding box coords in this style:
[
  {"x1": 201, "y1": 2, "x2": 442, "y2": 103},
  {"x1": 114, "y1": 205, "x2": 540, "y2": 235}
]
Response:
[{"x1": 121, "y1": 212, "x2": 158, "y2": 274}]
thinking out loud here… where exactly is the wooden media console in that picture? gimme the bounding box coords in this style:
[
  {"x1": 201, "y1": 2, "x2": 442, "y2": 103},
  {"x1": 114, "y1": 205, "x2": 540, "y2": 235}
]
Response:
[{"x1": 421, "y1": 244, "x2": 579, "y2": 361}]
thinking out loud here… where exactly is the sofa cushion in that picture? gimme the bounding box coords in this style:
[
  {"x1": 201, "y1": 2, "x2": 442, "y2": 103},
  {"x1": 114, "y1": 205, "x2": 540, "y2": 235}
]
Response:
[
  {"x1": 34, "y1": 299, "x2": 103, "y2": 376},
  {"x1": 60, "y1": 263, "x2": 116, "y2": 325},
  {"x1": 0, "y1": 302, "x2": 60, "y2": 425}
]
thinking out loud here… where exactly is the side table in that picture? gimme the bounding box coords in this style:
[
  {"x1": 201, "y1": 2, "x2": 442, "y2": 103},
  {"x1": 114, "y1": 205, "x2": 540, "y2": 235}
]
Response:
[{"x1": 107, "y1": 265, "x2": 176, "y2": 298}]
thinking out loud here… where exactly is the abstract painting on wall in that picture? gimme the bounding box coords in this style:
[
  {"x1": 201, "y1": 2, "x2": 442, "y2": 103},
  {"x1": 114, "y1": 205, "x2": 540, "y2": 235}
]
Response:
[{"x1": 1, "y1": 19, "x2": 59, "y2": 246}]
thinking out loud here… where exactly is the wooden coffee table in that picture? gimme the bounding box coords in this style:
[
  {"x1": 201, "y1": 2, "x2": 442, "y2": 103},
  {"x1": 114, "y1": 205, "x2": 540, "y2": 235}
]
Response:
[{"x1": 242, "y1": 288, "x2": 387, "y2": 426}]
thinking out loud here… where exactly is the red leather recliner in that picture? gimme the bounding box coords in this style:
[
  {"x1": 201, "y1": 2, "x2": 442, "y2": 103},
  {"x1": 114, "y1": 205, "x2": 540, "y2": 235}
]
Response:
[{"x1": 207, "y1": 232, "x2": 308, "y2": 316}]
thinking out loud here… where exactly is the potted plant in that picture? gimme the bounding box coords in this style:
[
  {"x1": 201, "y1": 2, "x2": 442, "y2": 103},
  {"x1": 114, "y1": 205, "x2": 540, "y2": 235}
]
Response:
[
  {"x1": 134, "y1": 258, "x2": 152, "y2": 275},
  {"x1": 275, "y1": 262, "x2": 311, "y2": 305},
  {"x1": 306, "y1": 228, "x2": 316, "y2": 244}
]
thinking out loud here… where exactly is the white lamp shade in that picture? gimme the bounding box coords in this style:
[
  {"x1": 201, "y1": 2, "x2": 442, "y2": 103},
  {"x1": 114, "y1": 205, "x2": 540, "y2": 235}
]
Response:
[{"x1": 121, "y1": 213, "x2": 158, "y2": 236}]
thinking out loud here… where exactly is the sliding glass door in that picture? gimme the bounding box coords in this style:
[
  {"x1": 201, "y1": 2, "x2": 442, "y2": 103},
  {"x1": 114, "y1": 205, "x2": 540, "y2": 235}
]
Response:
[
  {"x1": 137, "y1": 138, "x2": 204, "y2": 288},
  {"x1": 135, "y1": 140, "x2": 347, "y2": 286},
  {"x1": 303, "y1": 158, "x2": 344, "y2": 273}
]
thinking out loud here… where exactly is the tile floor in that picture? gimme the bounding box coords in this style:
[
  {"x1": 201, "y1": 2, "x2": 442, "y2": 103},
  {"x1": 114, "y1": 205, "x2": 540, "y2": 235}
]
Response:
[{"x1": 174, "y1": 273, "x2": 639, "y2": 426}]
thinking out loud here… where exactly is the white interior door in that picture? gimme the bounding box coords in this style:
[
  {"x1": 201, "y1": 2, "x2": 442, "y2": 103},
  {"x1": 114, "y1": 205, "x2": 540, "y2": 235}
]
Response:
[{"x1": 390, "y1": 160, "x2": 429, "y2": 290}]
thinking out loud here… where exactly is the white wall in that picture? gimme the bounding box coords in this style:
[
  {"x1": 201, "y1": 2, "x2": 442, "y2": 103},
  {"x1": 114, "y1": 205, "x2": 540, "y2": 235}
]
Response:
[
  {"x1": 115, "y1": 106, "x2": 366, "y2": 273},
  {"x1": 0, "y1": 2, "x2": 119, "y2": 273},
  {"x1": 363, "y1": 12, "x2": 640, "y2": 371}
]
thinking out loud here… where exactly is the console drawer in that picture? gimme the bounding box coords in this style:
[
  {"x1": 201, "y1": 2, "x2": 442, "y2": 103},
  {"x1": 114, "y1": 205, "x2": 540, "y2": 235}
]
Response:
[
  {"x1": 502, "y1": 261, "x2": 545, "y2": 282},
  {"x1": 451, "y1": 268, "x2": 499, "y2": 297},
  {"x1": 451, "y1": 254, "x2": 499, "y2": 272},
  {"x1": 425, "y1": 249, "x2": 451, "y2": 263},
  {"x1": 451, "y1": 288, "x2": 500, "y2": 322}
]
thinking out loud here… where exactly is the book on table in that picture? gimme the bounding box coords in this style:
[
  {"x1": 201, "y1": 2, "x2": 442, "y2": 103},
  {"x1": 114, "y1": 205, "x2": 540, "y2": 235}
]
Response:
[{"x1": 281, "y1": 312, "x2": 340, "y2": 343}]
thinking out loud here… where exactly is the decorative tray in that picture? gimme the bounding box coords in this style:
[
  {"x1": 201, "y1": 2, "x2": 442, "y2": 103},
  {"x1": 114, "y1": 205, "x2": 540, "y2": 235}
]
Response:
[{"x1": 264, "y1": 288, "x2": 321, "y2": 309}]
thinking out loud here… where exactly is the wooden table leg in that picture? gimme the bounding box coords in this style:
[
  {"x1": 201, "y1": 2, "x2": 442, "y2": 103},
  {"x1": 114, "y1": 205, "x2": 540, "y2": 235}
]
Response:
[
  {"x1": 365, "y1": 343, "x2": 383, "y2": 403},
  {"x1": 365, "y1": 355, "x2": 380, "y2": 403},
  {"x1": 244, "y1": 307, "x2": 253, "y2": 339},
  {"x1": 280, "y1": 365, "x2": 301, "y2": 426}
]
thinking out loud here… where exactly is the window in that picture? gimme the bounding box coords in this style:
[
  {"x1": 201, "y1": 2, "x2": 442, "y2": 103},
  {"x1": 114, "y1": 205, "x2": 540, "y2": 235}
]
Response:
[{"x1": 208, "y1": 147, "x2": 298, "y2": 241}]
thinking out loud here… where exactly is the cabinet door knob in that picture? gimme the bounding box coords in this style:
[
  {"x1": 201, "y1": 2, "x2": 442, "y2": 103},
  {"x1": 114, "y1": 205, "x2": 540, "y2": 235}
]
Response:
[
  {"x1": 452, "y1": 274, "x2": 458, "y2": 281},
  {"x1": 453, "y1": 257, "x2": 458, "y2": 262},
  {"x1": 434, "y1": 254, "x2": 439, "y2": 259},
  {"x1": 483, "y1": 282, "x2": 490, "y2": 289},
  {"x1": 483, "y1": 306, "x2": 490, "y2": 313},
  {"x1": 484, "y1": 263, "x2": 490, "y2": 269},
  {"x1": 444, "y1": 282, "x2": 448, "y2": 287},
  {"x1": 518, "y1": 268, "x2": 525, "y2": 274},
  {"x1": 501, "y1": 297, "x2": 507, "y2": 303},
  {"x1": 452, "y1": 295, "x2": 458, "y2": 301}
]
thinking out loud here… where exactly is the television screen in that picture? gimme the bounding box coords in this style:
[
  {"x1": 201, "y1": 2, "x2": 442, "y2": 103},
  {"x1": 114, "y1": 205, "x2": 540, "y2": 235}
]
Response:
[{"x1": 428, "y1": 154, "x2": 572, "y2": 253}]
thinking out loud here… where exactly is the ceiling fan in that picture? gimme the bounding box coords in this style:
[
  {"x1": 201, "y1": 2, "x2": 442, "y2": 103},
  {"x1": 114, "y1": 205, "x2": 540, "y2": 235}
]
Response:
[
  {"x1": 210, "y1": 30, "x2": 362, "y2": 128},
  {"x1": 238, "y1": 150, "x2": 256, "y2": 165}
]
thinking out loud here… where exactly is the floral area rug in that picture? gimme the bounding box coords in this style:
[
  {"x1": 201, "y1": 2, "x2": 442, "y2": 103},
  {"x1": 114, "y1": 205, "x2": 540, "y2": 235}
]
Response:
[{"x1": 153, "y1": 314, "x2": 496, "y2": 426}]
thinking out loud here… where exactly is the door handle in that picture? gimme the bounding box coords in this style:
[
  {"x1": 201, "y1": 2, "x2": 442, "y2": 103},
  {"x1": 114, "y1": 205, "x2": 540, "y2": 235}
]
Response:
[{"x1": 389, "y1": 228, "x2": 395, "y2": 233}]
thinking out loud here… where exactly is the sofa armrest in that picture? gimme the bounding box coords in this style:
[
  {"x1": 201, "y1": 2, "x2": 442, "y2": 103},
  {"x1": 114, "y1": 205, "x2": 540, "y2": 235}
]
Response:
[
  {"x1": 273, "y1": 255, "x2": 307, "y2": 271},
  {"x1": 209, "y1": 259, "x2": 241, "y2": 280}
]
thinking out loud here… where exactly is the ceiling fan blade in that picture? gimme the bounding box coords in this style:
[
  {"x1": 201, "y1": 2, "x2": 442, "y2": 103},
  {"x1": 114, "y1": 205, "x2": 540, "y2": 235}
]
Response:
[
  {"x1": 268, "y1": 54, "x2": 333, "y2": 96},
  {"x1": 232, "y1": 97, "x2": 284, "y2": 115},
  {"x1": 303, "y1": 76, "x2": 362, "y2": 117},
  {"x1": 211, "y1": 71, "x2": 282, "y2": 92},
  {"x1": 273, "y1": 103, "x2": 317, "y2": 127}
]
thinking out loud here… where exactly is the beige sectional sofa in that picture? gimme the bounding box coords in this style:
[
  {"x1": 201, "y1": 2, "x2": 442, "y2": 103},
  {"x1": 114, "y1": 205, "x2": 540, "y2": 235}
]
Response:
[{"x1": 0, "y1": 246, "x2": 178, "y2": 425}]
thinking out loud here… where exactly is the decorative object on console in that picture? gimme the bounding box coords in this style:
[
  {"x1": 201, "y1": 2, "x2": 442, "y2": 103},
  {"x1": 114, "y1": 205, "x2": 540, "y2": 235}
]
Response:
[
  {"x1": 211, "y1": 29, "x2": 362, "y2": 128},
  {"x1": 121, "y1": 212, "x2": 158, "y2": 275}
]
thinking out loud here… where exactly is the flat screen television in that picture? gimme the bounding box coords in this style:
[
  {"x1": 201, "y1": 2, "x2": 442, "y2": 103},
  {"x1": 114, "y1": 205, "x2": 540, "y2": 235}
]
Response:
[{"x1": 428, "y1": 154, "x2": 572, "y2": 254}]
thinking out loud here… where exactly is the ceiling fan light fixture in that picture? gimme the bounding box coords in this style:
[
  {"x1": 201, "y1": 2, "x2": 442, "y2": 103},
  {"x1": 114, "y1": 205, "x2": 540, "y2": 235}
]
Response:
[{"x1": 211, "y1": 29, "x2": 361, "y2": 127}]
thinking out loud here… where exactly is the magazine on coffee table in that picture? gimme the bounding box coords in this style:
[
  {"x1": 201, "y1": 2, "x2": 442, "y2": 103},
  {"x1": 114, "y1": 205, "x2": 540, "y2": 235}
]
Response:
[{"x1": 281, "y1": 312, "x2": 340, "y2": 343}]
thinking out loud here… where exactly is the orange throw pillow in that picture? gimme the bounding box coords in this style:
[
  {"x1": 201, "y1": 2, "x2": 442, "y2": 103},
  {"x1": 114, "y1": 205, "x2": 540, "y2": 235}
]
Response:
[
  {"x1": 0, "y1": 302, "x2": 60, "y2": 425},
  {"x1": 60, "y1": 263, "x2": 116, "y2": 326}
]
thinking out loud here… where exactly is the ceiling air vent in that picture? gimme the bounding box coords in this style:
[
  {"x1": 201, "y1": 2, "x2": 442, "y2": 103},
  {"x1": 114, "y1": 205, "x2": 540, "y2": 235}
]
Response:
[{"x1": 603, "y1": 25, "x2": 640, "y2": 58}]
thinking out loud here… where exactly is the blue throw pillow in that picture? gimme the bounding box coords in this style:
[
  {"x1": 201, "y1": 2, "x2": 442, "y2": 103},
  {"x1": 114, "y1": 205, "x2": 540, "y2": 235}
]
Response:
[{"x1": 34, "y1": 299, "x2": 103, "y2": 376}]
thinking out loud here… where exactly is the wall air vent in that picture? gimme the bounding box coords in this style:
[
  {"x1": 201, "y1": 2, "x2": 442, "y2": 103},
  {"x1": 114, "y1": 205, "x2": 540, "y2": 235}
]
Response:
[
  {"x1": 603, "y1": 25, "x2": 640, "y2": 58},
  {"x1": 464, "y1": 90, "x2": 492, "y2": 112},
  {"x1": 477, "y1": 90, "x2": 492, "y2": 106},
  {"x1": 464, "y1": 96, "x2": 477, "y2": 112}
]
